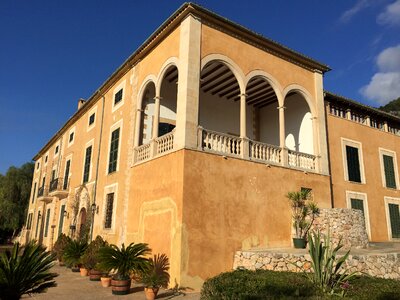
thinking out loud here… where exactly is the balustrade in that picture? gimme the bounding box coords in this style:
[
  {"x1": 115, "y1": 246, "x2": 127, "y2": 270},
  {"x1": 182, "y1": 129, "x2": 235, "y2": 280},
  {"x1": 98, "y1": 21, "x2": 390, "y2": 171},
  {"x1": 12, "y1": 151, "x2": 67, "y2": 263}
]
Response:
[
  {"x1": 288, "y1": 150, "x2": 316, "y2": 170},
  {"x1": 198, "y1": 128, "x2": 241, "y2": 156},
  {"x1": 250, "y1": 141, "x2": 281, "y2": 164},
  {"x1": 155, "y1": 129, "x2": 175, "y2": 155}
]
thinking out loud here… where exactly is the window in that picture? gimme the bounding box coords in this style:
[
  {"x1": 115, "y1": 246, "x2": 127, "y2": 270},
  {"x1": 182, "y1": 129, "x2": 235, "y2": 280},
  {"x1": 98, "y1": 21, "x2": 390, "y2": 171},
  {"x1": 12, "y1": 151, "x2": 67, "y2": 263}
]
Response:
[
  {"x1": 383, "y1": 155, "x2": 397, "y2": 188},
  {"x1": 58, "y1": 205, "x2": 65, "y2": 237},
  {"x1": 51, "y1": 169, "x2": 56, "y2": 181},
  {"x1": 31, "y1": 182, "x2": 37, "y2": 204},
  {"x1": 89, "y1": 113, "x2": 95, "y2": 126},
  {"x1": 69, "y1": 132, "x2": 74, "y2": 143},
  {"x1": 55, "y1": 145, "x2": 59, "y2": 155},
  {"x1": 104, "y1": 193, "x2": 114, "y2": 229},
  {"x1": 380, "y1": 149, "x2": 398, "y2": 190},
  {"x1": 346, "y1": 191, "x2": 370, "y2": 237},
  {"x1": 63, "y1": 160, "x2": 71, "y2": 190},
  {"x1": 44, "y1": 209, "x2": 51, "y2": 238},
  {"x1": 388, "y1": 203, "x2": 400, "y2": 239},
  {"x1": 83, "y1": 146, "x2": 92, "y2": 183},
  {"x1": 108, "y1": 128, "x2": 120, "y2": 174},
  {"x1": 342, "y1": 139, "x2": 365, "y2": 184},
  {"x1": 26, "y1": 213, "x2": 33, "y2": 230},
  {"x1": 45, "y1": 156, "x2": 48, "y2": 163},
  {"x1": 346, "y1": 146, "x2": 361, "y2": 182},
  {"x1": 114, "y1": 89, "x2": 123, "y2": 105},
  {"x1": 35, "y1": 212, "x2": 41, "y2": 239},
  {"x1": 36, "y1": 162, "x2": 40, "y2": 170}
]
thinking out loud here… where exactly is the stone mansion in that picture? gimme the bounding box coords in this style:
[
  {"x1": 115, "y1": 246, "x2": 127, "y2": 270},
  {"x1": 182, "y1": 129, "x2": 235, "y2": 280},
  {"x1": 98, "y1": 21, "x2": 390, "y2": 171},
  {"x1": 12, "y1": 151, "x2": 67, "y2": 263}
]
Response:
[{"x1": 22, "y1": 3, "x2": 400, "y2": 289}]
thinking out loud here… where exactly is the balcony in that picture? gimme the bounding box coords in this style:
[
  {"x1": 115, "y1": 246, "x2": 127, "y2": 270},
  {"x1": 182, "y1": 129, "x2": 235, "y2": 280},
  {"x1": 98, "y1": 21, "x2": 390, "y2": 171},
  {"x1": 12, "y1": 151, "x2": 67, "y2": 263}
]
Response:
[
  {"x1": 49, "y1": 177, "x2": 69, "y2": 199},
  {"x1": 37, "y1": 186, "x2": 52, "y2": 203},
  {"x1": 134, "y1": 129, "x2": 175, "y2": 163},
  {"x1": 198, "y1": 127, "x2": 317, "y2": 171}
]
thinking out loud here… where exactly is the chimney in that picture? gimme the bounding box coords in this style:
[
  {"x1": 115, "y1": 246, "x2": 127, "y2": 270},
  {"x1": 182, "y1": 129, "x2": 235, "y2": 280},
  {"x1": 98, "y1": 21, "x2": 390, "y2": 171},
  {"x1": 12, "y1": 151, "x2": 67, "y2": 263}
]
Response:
[{"x1": 78, "y1": 98, "x2": 86, "y2": 110}]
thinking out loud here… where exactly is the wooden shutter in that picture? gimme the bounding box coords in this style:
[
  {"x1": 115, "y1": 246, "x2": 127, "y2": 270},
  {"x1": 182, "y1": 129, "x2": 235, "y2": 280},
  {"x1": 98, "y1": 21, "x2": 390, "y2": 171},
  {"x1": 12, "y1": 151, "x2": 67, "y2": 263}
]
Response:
[
  {"x1": 346, "y1": 146, "x2": 361, "y2": 182},
  {"x1": 383, "y1": 155, "x2": 396, "y2": 189},
  {"x1": 44, "y1": 209, "x2": 51, "y2": 238},
  {"x1": 389, "y1": 203, "x2": 400, "y2": 239},
  {"x1": 104, "y1": 193, "x2": 114, "y2": 229},
  {"x1": 58, "y1": 205, "x2": 65, "y2": 237}
]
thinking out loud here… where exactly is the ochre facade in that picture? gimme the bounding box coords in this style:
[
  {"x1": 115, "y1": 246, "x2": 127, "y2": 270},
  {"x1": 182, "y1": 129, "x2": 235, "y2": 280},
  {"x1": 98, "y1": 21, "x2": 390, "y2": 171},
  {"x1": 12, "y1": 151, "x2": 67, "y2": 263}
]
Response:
[{"x1": 22, "y1": 3, "x2": 400, "y2": 290}]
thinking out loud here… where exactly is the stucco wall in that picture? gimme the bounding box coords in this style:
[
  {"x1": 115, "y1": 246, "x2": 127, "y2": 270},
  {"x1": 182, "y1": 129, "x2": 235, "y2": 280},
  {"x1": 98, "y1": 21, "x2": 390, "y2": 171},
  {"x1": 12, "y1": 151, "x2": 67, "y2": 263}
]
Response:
[{"x1": 180, "y1": 149, "x2": 331, "y2": 289}]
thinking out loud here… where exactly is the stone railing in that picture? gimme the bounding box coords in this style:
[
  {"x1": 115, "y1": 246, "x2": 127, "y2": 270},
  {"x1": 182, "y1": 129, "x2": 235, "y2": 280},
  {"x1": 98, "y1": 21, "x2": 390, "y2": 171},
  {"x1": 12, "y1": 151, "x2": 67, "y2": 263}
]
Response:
[
  {"x1": 198, "y1": 127, "x2": 241, "y2": 156},
  {"x1": 156, "y1": 129, "x2": 175, "y2": 155},
  {"x1": 134, "y1": 130, "x2": 175, "y2": 163},
  {"x1": 288, "y1": 150, "x2": 316, "y2": 170},
  {"x1": 135, "y1": 143, "x2": 151, "y2": 162},
  {"x1": 250, "y1": 141, "x2": 281, "y2": 164}
]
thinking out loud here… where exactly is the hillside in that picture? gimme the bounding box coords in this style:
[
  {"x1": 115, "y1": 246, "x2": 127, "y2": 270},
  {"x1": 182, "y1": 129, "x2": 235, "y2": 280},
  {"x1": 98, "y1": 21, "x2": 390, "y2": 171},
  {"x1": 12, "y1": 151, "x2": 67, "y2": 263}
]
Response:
[{"x1": 379, "y1": 97, "x2": 400, "y2": 117}]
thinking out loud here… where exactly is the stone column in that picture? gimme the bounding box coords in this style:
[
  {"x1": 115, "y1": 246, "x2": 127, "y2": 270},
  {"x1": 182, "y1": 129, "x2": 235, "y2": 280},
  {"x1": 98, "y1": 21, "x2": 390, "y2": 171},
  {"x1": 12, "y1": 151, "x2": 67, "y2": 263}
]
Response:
[
  {"x1": 150, "y1": 96, "x2": 161, "y2": 157},
  {"x1": 278, "y1": 106, "x2": 288, "y2": 166},
  {"x1": 240, "y1": 93, "x2": 249, "y2": 159},
  {"x1": 175, "y1": 15, "x2": 201, "y2": 150}
]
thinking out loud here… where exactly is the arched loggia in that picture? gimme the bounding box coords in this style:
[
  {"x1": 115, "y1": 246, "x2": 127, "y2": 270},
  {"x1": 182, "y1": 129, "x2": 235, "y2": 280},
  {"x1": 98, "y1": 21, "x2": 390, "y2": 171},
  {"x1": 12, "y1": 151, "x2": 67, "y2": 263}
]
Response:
[
  {"x1": 159, "y1": 65, "x2": 178, "y2": 136},
  {"x1": 138, "y1": 82, "x2": 156, "y2": 146}
]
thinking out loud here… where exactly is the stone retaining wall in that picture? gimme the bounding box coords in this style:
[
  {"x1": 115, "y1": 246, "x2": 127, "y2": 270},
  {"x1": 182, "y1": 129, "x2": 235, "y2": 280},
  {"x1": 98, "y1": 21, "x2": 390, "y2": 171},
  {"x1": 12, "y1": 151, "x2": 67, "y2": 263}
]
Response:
[
  {"x1": 233, "y1": 250, "x2": 400, "y2": 280},
  {"x1": 312, "y1": 208, "x2": 369, "y2": 249}
]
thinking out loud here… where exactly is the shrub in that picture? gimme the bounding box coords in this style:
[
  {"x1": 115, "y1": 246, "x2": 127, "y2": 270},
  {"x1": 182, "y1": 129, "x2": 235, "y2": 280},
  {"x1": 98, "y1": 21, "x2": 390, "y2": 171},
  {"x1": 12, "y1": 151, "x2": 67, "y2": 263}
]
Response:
[
  {"x1": 200, "y1": 269, "x2": 319, "y2": 299},
  {"x1": 62, "y1": 239, "x2": 88, "y2": 268},
  {"x1": 0, "y1": 241, "x2": 58, "y2": 300},
  {"x1": 52, "y1": 233, "x2": 70, "y2": 262},
  {"x1": 81, "y1": 236, "x2": 107, "y2": 270},
  {"x1": 98, "y1": 242, "x2": 151, "y2": 280}
]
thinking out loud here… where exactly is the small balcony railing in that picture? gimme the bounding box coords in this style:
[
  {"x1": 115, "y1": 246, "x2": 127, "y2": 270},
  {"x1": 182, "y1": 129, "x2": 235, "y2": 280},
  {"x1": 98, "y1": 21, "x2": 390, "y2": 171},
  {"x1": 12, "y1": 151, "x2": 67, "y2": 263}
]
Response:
[
  {"x1": 198, "y1": 128, "x2": 241, "y2": 157},
  {"x1": 49, "y1": 177, "x2": 69, "y2": 199},
  {"x1": 134, "y1": 130, "x2": 175, "y2": 163},
  {"x1": 37, "y1": 186, "x2": 47, "y2": 197},
  {"x1": 288, "y1": 150, "x2": 316, "y2": 170},
  {"x1": 250, "y1": 141, "x2": 281, "y2": 164}
]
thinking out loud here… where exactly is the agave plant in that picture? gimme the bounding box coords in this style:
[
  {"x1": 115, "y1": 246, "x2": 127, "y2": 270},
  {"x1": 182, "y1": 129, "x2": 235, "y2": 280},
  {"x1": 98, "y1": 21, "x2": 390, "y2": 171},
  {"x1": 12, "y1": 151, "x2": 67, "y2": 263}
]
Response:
[
  {"x1": 0, "y1": 241, "x2": 58, "y2": 300},
  {"x1": 62, "y1": 239, "x2": 88, "y2": 269},
  {"x1": 306, "y1": 230, "x2": 358, "y2": 296},
  {"x1": 98, "y1": 242, "x2": 151, "y2": 280},
  {"x1": 141, "y1": 253, "x2": 170, "y2": 288}
]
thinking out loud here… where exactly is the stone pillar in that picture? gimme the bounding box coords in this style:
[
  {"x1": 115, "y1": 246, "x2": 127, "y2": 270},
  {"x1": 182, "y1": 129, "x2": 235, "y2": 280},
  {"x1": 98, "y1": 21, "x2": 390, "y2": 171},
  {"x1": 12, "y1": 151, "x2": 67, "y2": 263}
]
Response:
[
  {"x1": 278, "y1": 106, "x2": 288, "y2": 166},
  {"x1": 152, "y1": 96, "x2": 161, "y2": 139},
  {"x1": 365, "y1": 115, "x2": 371, "y2": 127},
  {"x1": 175, "y1": 15, "x2": 201, "y2": 150},
  {"x1": 384, "y1": 121, "x2": 389, "y2": 132},
  {"x1": 313, "y1": 71, "x2": 329, "y2": 175},
  {"x1": 240, "y1": 93, "x2": 249, "y2": 159},
  {"x1": 346, "y1": 109, "x2": 352, "y2": 120}
]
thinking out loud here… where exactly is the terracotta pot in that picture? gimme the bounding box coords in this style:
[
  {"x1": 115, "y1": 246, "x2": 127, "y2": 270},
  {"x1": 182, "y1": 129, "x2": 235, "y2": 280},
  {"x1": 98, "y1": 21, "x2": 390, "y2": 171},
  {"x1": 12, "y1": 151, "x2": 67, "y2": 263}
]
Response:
[
  {"x1": 89, "y1": 269, "x2": 102, "y2": 281},
  {"x1": 111, "y1": 278, "x2": 131, "y2": 295},
  {"x1": 80, "y1": 268, "x2": 89, "y2": 276},
  {"x1": 101, "y1": 277, "x2": 111, "y2": 287},
  {"x1": 144, "y1": 287, "x2": 159, "y2": 300}
]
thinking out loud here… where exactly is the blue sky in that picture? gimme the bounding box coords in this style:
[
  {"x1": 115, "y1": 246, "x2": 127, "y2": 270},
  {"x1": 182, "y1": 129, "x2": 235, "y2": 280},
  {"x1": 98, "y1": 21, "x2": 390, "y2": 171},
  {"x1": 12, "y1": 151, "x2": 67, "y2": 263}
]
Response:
[{"x1": 1, "y1": 0, "x2": 400, "y2": 174}]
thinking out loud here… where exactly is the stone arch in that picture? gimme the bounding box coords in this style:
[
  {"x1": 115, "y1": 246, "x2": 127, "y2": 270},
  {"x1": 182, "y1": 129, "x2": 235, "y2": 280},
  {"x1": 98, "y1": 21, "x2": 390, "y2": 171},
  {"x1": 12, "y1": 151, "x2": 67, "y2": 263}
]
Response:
[
  {"x1": 201, "y1": 54, "x2": 246, "y2": 93},
  {"x1": 155, "y1": 57, "x2": 179, "y2": 97},
  {"x1": 282, "y1": 84, "x2": 315, "y2": 117},
  {"x1": 245, "y1": 70, "x2": 284, "y2": 106}
]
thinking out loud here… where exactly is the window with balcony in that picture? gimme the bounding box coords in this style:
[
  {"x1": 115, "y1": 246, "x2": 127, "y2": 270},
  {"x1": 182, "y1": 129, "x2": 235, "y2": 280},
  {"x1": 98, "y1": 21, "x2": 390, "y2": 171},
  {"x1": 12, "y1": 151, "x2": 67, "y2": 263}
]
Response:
[
  {"x1": 83, "y1": 146, "x2": 92, "y2": 183},
  {"x1": 108, "y1": 128, "x2": 120, "y2": 174},
  {"x1": 63, "y1": 160, "x2": 71, "y2": 190},
  {"x1": 104, "y1": 193, "x2": 114, "y2": 229}
]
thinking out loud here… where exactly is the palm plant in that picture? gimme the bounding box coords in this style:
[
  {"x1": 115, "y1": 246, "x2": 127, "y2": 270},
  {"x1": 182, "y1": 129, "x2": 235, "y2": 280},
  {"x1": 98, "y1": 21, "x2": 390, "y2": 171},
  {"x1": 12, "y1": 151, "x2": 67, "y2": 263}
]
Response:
[
  {"x1": 287, "y1": 189, "x2": 319, "y2": 239},
  {"x1": 0, "y1": 241, "x2": 58, "y2": 300},
  {"x1": 98, "y1": 242, "x2": 151, "y2": 280},
  {"x1": 81, "y1": 236, "x2": 107, "y2": 270},
  {"x1": 52, "y1": 233, "x2": 71, "y2": 263},
  {"x1": 306, "y1": 230, "x2": 358, "y2": 296},
  {"x1": 62, "y1": 239, "x2": 88, "y2": 269},
  {"x1": 141, "y1": 253, "x2": 170, "y2": 288}
]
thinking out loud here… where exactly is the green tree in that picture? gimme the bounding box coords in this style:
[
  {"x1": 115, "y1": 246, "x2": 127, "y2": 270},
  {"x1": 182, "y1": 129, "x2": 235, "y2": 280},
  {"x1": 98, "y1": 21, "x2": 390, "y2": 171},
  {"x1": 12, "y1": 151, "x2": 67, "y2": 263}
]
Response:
[
  {"x1": 0, "y1": 163, "x2": 34, "y2": 243},
  {"x1": 379, "y1": 96, "x2": 400, "y2": 116}
]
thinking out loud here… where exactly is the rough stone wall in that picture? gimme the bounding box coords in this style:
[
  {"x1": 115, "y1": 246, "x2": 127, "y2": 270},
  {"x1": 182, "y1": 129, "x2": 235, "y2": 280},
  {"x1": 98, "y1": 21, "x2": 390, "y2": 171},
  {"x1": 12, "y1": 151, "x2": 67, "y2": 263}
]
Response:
[
  {"x1": 234, "y1": 251, "x2": 400, "y2": 280},
  {"x1": 312, "y1": 208, "x2": 369, "y2": 249}
]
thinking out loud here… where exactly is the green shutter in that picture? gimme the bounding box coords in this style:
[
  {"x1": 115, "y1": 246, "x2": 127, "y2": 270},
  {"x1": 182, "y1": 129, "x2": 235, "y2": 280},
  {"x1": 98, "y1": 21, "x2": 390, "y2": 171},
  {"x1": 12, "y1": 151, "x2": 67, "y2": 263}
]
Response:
[
  {"x1": 346, "y1": 146, "x2": 361, "y2": 182},
  {"x1": 351, "y1": 198, "x2": 364, "y2": 214},
  {"x1": 389, "y1": 203, "x2": 400, "y2": 238},
  {"x1": 58, "y1": 205, "x2": 65, "y2": 237},
  {"x1": 44, "y1": 209, "x2": 51, "y2": 237},
  {"x1": 383, "y1": 155, "x2": 396, "y2": 189},
  {"x1": 63, "y1": 160, "x2": 70, "y2": 190},
  {"x1": 108, "y1": 128, "x2": 120, "y2": 173},
  {"x1": 83, "y1": 146, "x2": 92, "y2": 183},
  {"x1": 35, "y1": 212, "x2": 40, "y2": 239}
]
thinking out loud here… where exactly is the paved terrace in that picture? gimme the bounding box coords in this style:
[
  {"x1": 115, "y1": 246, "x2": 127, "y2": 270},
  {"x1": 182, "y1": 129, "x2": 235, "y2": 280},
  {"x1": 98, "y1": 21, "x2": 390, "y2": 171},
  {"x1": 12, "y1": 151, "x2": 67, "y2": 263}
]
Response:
[{"x1": 25, "y1": 265, "x2": 200, "y2": 300}]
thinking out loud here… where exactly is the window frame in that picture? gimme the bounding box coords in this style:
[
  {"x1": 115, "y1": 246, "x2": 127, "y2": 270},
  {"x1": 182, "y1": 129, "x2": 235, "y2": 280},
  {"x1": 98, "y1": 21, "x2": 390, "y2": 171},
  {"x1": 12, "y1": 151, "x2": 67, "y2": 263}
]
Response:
[
  {"x1": 384, "y1": 196, "x2": 400, "y2": 240},
  {"x1": 341, "y1": 138, "x2": 366, "y2": 184},
  {"x1": 106, "y1": 120, "x2": 122, "y2": 175},
  {"x1": 68, "y1": 127, "x2": 76, "y2": 147},
  {"x1": 346, "y1": 191, "x2": 371, "y2": 238},
  {"x1": 102, "y1": 183, "x2": 118, "y2": 233},
  {"x1": 87, "y1": 106, "x2": 97, "y2": 132},
  {"x1": 379, "y1": 148, "x2": 399, "y2": 190},
  {"x1": 111, "y1": 80, "x2": 126, "y2": 113},
  {"x1": 82, "y1": 144, "x2": 93, "y2": 184}
]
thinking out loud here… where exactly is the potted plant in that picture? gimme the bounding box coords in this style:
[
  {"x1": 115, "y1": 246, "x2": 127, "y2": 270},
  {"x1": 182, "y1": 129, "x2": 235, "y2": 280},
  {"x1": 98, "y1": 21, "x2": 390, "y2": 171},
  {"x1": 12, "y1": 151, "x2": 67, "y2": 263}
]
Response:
[
  {"x1": 100, "y1": 272, "x2": 112, "y2": 288},
  {"x1": 98, "y1": 242, "x2": 151, "y2": 295},
  {"x1": 287, "y1": 189, "x2": 319, "y2": 248},
  {"x1": 81, "y1": 236, "x2": 107, "y2": 281},
  {"x1": 62, "y1": 239, "x2": 88, "y2": 272},
  {"x1": 52, "y1": 233, "x2": 70, "y2": 266},
  {"x1": 140, "y1": 254, "x2": 170, "y2": 300}
]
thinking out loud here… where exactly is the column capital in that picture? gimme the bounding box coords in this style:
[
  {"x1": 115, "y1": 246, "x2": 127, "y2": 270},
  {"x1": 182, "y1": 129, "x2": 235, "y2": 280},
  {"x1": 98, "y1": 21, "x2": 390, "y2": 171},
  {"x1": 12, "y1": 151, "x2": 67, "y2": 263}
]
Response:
[
  {"x1": 277, "y1": 106, "x2": 286, "y2": 110},
  {"x1": 240, "y1": 93, "x2": 247, "y2": 97},
  {"x1": 153, "y1": 96, "x2": 163, "y2": 100}
]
